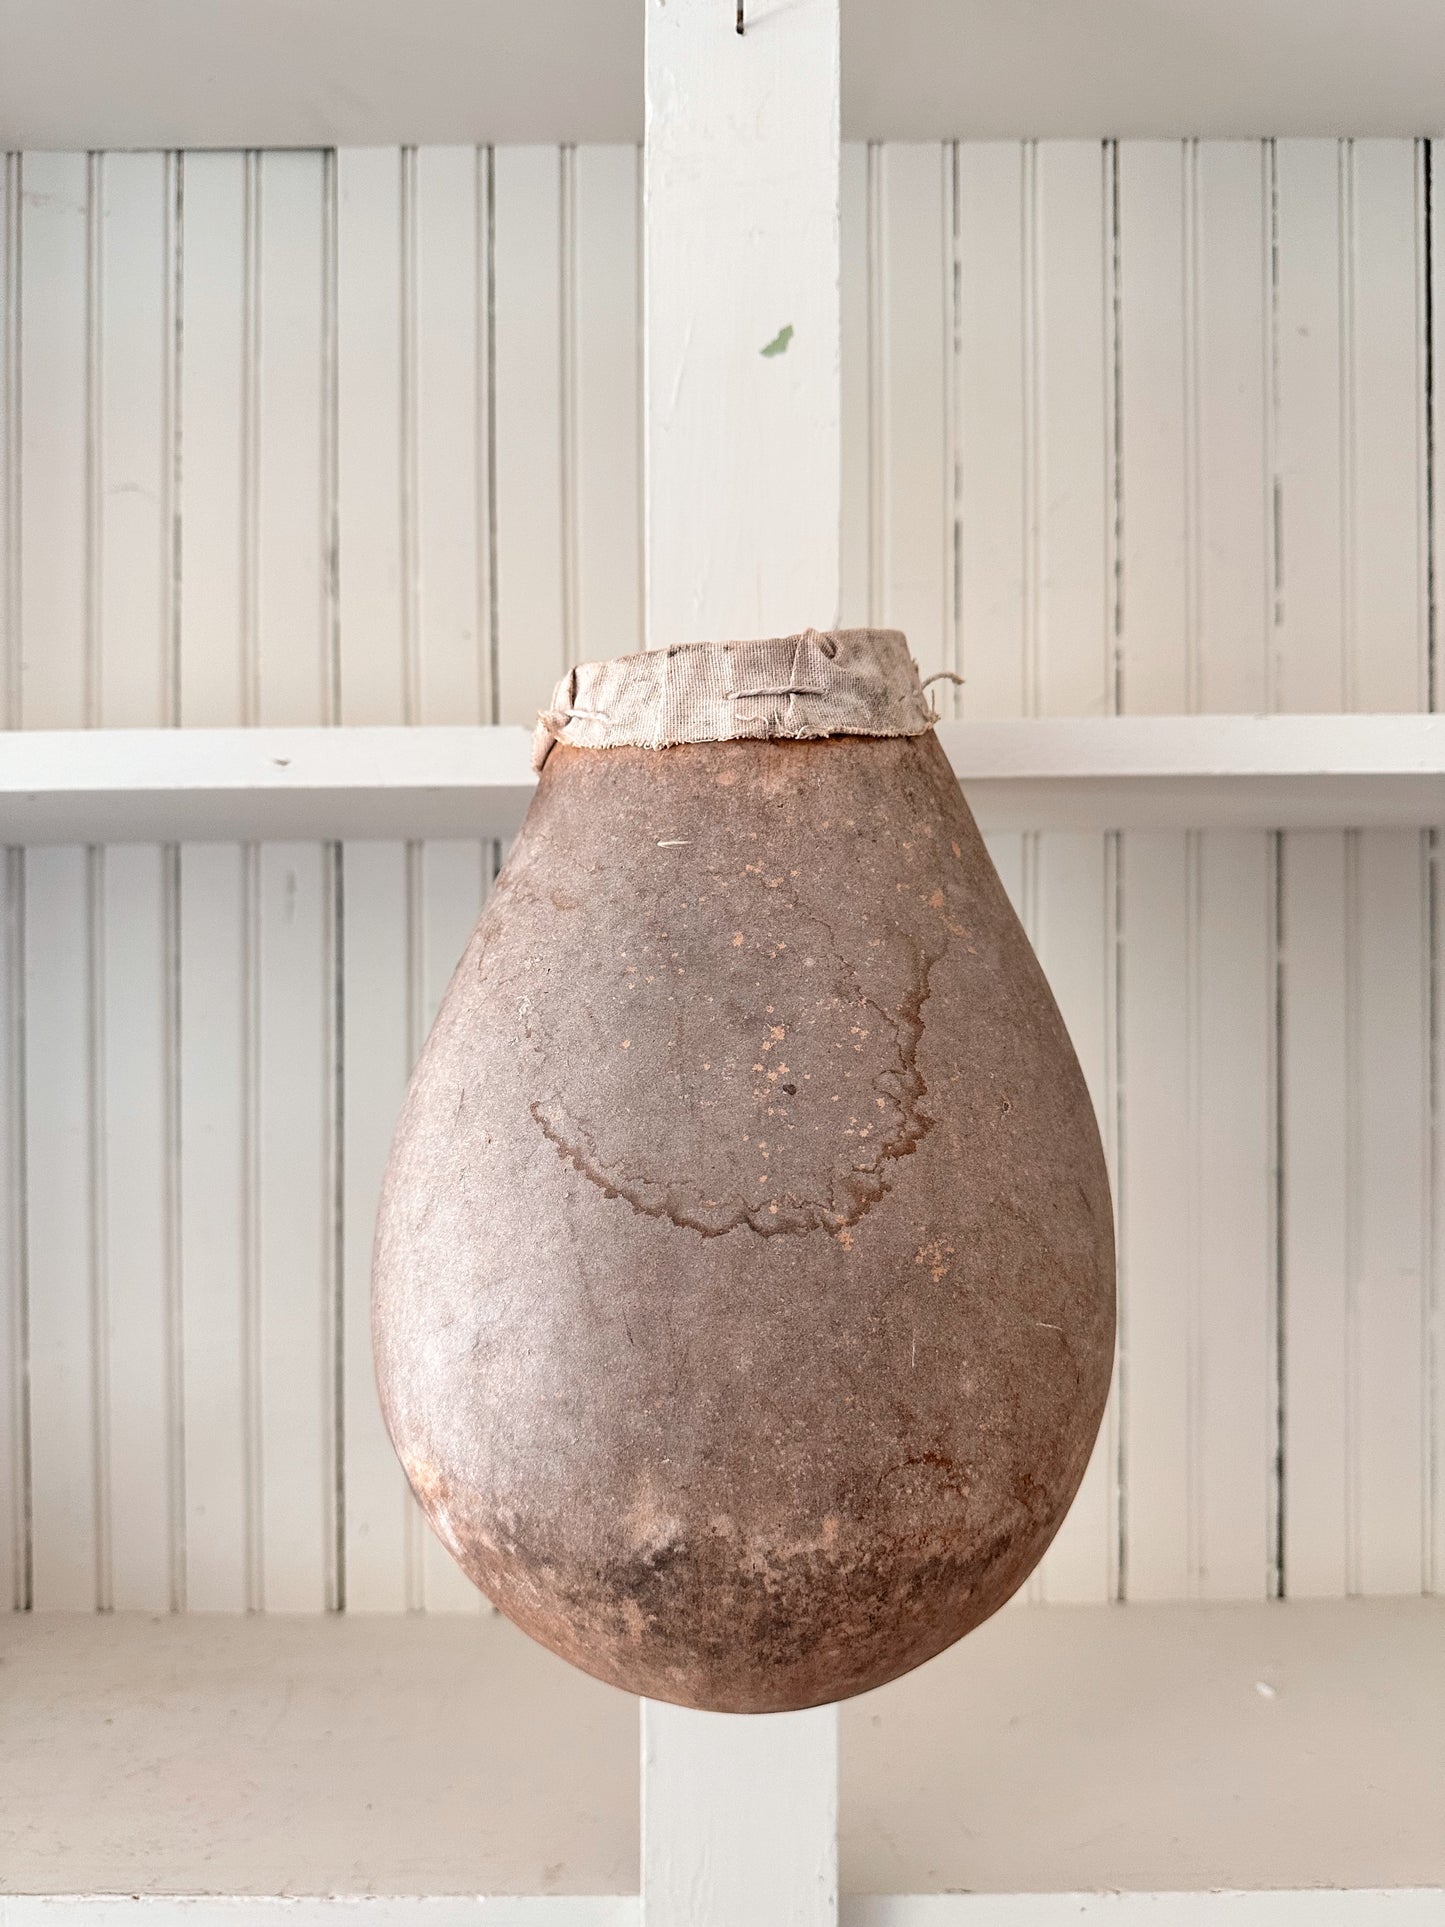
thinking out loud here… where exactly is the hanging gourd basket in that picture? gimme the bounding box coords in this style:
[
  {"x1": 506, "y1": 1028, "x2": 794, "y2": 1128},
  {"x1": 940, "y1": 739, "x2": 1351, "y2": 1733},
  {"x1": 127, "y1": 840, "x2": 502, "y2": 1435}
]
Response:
[{"x1": 372, "y1": 626, "x2": 1115, "y2": 1713}]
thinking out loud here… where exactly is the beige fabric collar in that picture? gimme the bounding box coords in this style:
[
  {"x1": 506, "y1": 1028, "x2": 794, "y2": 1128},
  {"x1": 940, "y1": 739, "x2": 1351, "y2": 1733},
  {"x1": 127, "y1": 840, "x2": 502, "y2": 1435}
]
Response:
[{"x1": 532, "y1": 628, "x2": 937, "y2": 772}]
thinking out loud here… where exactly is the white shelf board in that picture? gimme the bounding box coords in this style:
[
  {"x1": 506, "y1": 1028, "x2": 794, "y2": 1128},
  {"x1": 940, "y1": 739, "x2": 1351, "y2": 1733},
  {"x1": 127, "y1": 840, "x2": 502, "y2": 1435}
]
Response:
[
  {"x1": 2, "y1": 1599, "x2": 1441, "y2": 1916},
  {"x1": 0, "y1": 726, "x2": 540, "y2": 846},
  {"x1": 0, "y1": 1610, "x2": 638, "y2": 1903},
  {"x1": 7, "y1": 0, "x2": 1445, "y2": 146},
  {"x1": 842, "y1": 1595, "x2": 1445, "y2": 1900},
  {"x1": 942, "y1": 712, "x2": 1445, "y2": 831},
  {"x1": 3, "y1": 716, "x2": 1444, "y2": 844}
]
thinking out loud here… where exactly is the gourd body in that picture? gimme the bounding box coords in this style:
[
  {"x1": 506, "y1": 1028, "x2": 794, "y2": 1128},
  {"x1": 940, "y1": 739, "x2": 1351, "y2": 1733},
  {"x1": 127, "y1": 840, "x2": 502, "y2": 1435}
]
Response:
[{"x1": 372, "y1": 730, "x2": 1114, "y2": 1712}]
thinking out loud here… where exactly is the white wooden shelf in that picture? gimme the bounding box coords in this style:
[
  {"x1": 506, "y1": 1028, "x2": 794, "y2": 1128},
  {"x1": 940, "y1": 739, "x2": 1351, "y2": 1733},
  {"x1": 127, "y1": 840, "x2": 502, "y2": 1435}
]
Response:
[
  {"x1": 3, "y1": 716, "x2": 1444, "y2": 846},
  {"x1": 3, "y1": 1598, "x2": 1441, "y2": 1922}
]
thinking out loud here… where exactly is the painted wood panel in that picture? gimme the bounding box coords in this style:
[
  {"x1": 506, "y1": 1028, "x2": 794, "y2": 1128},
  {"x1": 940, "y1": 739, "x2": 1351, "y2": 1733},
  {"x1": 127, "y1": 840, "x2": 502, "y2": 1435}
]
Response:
[
  {"x1": 840, "y1": 144, "x2": 871, "y2": 633},
  {"x1": 255, "y1": 151, "x2": 331, "y2": 731},
  {"x1": 97, "y1": 151, "x2": 176, "y2": 728},
  {"x1": 16, "y1": 152, "x2": 91, "y2": 729},
  {"x1": 413, "y1": 146, "x2": 489, "y2": 727},
  {"x1": 953, "y1": 141, "x2": 1027, "y2": 720},
  {"x1": 415, "y1": 840, "x2": 490, "y2": 1614},
  {"x1": 339, "y1": 839, "x2": 414, "y2": 1612},
  {"x1": 493, "y1": 146, "x2": 566, "y2": 723},
  {"x1": 872, "y1": 143, "x2": 951, "y2": 686},
  {"x1": 1113, "y1": 143, "x2": 1276, "y2": 1602},
  {"x1": 0, "y1": 849, "x2": 22, "y2": 1612},
  {"x1": 1031, "y1": 832, "x2": 1119, "y2": 1604},
  {"x1": 24, "y1": 845, "x2": 99, "y2": 1609},
  {"x1": 1032, "y1": 142, "x2": 1114, "y2": 720},
  {"x1": 572, "y1": 144, "x2": 642, "y2": 662},
  {"x1": 1, "y1": 138, "x2": 1440, "y2": 1623},
  {"x1": 99, "y1": 843, "x2": 177, "y2": 1612}
]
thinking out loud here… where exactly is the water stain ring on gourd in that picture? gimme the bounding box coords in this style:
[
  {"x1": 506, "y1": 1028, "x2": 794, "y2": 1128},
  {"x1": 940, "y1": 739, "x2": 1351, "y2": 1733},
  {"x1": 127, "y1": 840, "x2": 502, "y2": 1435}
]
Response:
[{"x1": 372, "y1": 627, "x2": 1115, "y2": 1713}]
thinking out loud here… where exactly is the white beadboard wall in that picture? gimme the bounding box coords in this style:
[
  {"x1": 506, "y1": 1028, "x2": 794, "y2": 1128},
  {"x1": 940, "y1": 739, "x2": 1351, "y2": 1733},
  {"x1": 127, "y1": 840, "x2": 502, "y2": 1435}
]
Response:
[{"x1": 0, "y1": 141, "x2": 1440, "y2": 1616}]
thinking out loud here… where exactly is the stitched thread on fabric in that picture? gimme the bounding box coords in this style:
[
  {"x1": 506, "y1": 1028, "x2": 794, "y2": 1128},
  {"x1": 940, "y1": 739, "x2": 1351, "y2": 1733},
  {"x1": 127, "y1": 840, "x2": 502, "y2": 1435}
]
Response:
[{"x1": 532, "y1": 628, "x2": 936, "y2": 771}]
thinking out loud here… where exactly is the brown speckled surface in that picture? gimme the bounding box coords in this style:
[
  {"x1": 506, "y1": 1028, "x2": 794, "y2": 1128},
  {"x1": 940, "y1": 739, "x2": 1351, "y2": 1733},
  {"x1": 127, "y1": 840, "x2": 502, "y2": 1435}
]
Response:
[{"x1": 372, "y1": 730, "x2": 1115, "y2": 1712}]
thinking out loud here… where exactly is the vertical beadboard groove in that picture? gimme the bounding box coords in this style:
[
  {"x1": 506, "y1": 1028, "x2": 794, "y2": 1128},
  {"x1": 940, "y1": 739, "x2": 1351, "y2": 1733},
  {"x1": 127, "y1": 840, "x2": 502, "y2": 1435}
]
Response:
[
  {"x1": 1111, "y1": 821, "x2": 1130, "y2": 1603},
  {"x1": 1105, "y1": 828, "x2": 1124, "y2": 1602},
  {"x1": 168, "y1": 151, "x2": 185, "y2": 732},
  {"x1": 243, "y1": 843, "x2": 261, "y2": 1612},
  {"x1": 240, "y1": 156, "x2": 262, "y2": 1611},
  {"x1": 1106, "y1": 139, "x2": 1129, "y2": 1601},
  {"x1": 81, "y1": 158, "x2": 110, "y2": 1610},
  {"x1": 1425, "y1": 135, "x2": 1441, "y2": 1595},
  {"x1": 162, "y1": 840, "x2": 184, "y2": 1612},
  {"x1": 3, "y1": 153, "x2": 20, "y2": 734},
  {"x1": 946, "y1": 141, "x2": 963, "y2": 699},
  {"x1": 241, "y1": 151, "x2": 260, "y2": 729},
  {"x1": 396, "y1": 143, "x2": 423, "y2": 1616},
  {"x1": 322, "y1": 147, "x2": 340, "y2": 733},
  {"x1": 323, "y1": 144, "x2": 345, "y2": 1614},
  {"x1": 1181, "y1": 143, "x2": 1202, "y2": 715},
  {"x1": 559, "y1": 145, "x2": 579, "y2": 666},
  {"x1": 865, "y1": 143, "x2": 882, "y2": 629},
  {"x1": 1429, "y1": 141, "x2": 1440, "y2": 719},
  {"x1": 1022, "y1": 142, "x2": 1042, "y2": 720},
  {"x1": 1420, "y1": 824, "x2": 1435, "y2": 1589},
  {"x1": 840, "y1": 143, "x2": 867, "y2": 626},
  {"x1": 1184, "y1": 831, "x2": 1202, "y2": 1593},
  {"x1": 1422, "y1": 140, "x2": 1438, "y2": 1599},
  {"x1": 1430, "y1": 142, "x2": 1445, "y2": 1598},
  {"x1": 483, "y1": 146, "x2": 500, "y2": 729},
  {"x1": 154, "y1": 151, "x2": 185, "y2": 1612},
  {"x1": 400, "y1": 842, "x2": 424, "y2": 1614},
  {"x1": 1267, "y1": 140, "x2": 1284, "y2": 689},
  {"x1": 329, "y1": 836, "x2": 345, "y2": 1612},
  {"x1": 1339, "y1": 143, "x2": 1357, "y2": 715},
  {"x1": 1415, "y1": 142, "x2": 1432, "y2": 718},
  {"x1": 1265, "y1": 143, "x2": 1289, "y2": 1594},
  {"x1": 320, "y1": 845, "x2": 341, "y2": 1615},
  {"x1": 1431, "y1": 818, "x2": 1443, "y2": 1595},
  {"x1": 165, "y1": 151, "x2": 187, "y2": 1611},
  {"x1": 632, "y1": 142, "x2": 645, "y2": 656},
  {"x1": 83, "y1": 154, "x2": 101, "y2": 731},
  {"x1": 1106, "y1": 140, "x2": 1124, "y2": 715},
  {"x1": 1271, "y1": 826, "x2": 1287, "y2": 1598},
  {"x1": 2, "y1": 848, "x2": 29, "y2": 1611},
  {"x1": 399, "y1": 147, "x2": 419, "y2": 730},
  {"x1": 1343, "y1": 829, "x2": 1363, "y2": 1593},
  {"x1": 87, "y1": 848, "x2": 111, "y2": 1611}
]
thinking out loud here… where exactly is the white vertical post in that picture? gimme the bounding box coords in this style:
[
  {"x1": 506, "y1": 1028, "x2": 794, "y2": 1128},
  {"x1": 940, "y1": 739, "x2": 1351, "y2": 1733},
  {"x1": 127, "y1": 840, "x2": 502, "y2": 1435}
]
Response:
[
  {"x1": 642, "y1": 1, "x2": 841, "y2": 1922},
  {"x1": 645, "y1": 0, "x2": 841, "y2": 646}
]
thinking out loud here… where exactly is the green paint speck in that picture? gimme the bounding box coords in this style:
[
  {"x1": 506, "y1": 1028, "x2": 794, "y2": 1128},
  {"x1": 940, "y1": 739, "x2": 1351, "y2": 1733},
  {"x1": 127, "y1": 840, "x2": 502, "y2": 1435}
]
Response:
[{"x1": 760, "y1": 324, "x2": 794, "y2": 358}]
